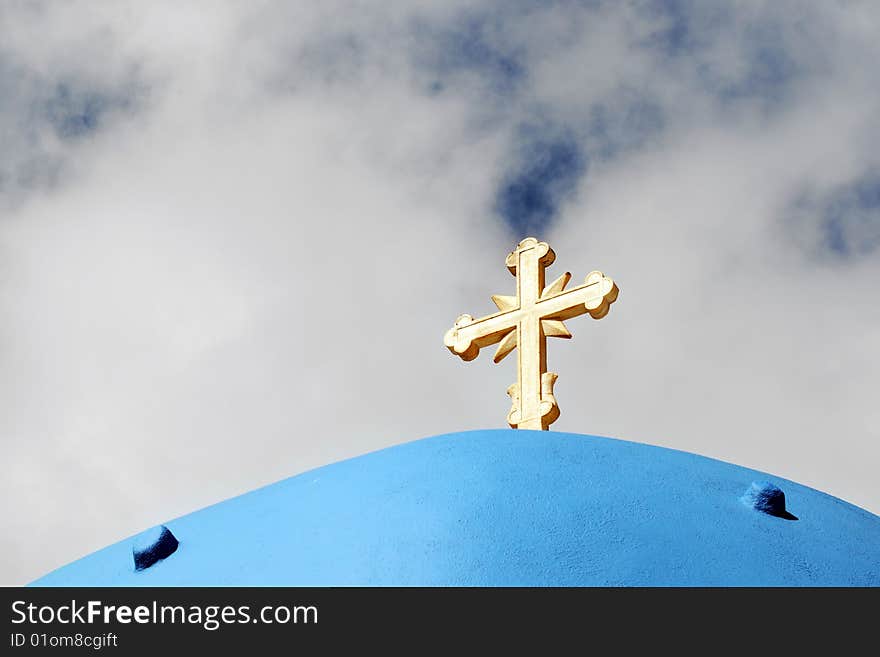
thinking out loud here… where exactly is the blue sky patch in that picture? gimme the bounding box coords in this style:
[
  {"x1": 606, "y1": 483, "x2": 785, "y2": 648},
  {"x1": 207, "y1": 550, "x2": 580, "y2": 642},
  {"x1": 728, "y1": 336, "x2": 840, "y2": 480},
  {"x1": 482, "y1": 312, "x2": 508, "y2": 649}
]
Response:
[
  {"x1": 412, "y1": 11, "x2": 526, "y2": 98},
  {"x1": 638, "y1": 0, "x2": 734, "y2": 57},
  {"x1": 820, "y1": 172, "x2": 880, "y2": 257},
  {"x1": 638, "y1": 0, "x2": 803, "y2": 108},
  {"x1": 0, "y1": 56, "x2": 145, "y2": 207},
  {"x1": 716, "y1": 23, "x2": 800, "y2": 104},
  {"x1": 495, "y1": 124, "x2": 586, "y2": 237},
  {"x1": 44, "y1": 83, "x2": 132, "y2": 139},
  {"x1": 790, "y1": 171, "x2": 880, "y2": 259}
]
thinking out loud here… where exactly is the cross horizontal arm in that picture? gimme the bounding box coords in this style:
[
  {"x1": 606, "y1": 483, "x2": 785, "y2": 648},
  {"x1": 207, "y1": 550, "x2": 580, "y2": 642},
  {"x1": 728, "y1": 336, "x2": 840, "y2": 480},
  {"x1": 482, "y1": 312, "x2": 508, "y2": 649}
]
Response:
[
  {"x1": 444, "y1": 271, "x2": 617, "y2": 361},
  {"x1": 443, "y1": 311, "x2": 516, "y2": 361},
  {"x1": 535, "y1": 272, "x2": 618, "y2": 321}
]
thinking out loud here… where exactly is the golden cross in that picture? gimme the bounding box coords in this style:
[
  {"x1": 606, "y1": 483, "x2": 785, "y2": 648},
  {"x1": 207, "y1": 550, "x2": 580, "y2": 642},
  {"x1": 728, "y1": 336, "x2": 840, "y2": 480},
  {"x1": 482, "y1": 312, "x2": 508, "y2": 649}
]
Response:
[{"x1": 444, "y1": 237, "x2": 619, "y2": 430}]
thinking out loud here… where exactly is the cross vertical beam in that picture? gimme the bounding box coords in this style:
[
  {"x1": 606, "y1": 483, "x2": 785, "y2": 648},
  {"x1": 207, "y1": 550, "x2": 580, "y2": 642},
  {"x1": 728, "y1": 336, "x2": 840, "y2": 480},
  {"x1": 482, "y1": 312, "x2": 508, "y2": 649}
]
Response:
[{"x1": 513, "y1": 240, "x2": 547, "y2": 430}]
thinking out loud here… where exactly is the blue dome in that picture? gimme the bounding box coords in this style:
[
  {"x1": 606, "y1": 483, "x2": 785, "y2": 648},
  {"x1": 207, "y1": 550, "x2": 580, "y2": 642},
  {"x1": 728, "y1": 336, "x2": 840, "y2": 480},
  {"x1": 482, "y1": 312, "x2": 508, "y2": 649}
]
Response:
[{"x1": 31, "y1": 430, "x2": 880, "y2": 586}]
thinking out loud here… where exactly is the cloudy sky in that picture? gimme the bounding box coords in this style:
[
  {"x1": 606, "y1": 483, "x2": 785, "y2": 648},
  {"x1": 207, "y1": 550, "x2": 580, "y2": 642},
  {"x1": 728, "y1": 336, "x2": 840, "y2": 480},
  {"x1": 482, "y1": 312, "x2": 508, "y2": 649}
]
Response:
[{"x1": 3, "y1": 0, "x2": 879, "y2": 585}]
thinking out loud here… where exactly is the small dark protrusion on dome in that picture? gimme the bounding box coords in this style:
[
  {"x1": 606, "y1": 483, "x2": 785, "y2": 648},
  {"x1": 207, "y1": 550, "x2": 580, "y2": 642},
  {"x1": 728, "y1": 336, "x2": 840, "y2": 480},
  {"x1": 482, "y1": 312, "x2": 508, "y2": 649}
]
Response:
[
  {"x1": 741, "y1": 482, "x2": 798, "y2": 520},
  {"x1": 132, "y1": 525, "x2": 179, "y2": 571}
]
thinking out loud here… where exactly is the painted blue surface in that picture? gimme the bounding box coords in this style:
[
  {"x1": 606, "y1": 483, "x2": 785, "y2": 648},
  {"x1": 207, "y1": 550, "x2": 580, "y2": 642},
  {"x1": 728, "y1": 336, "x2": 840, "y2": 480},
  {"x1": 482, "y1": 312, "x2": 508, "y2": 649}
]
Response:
[{"x1": 31, "y1": 430, "x2": 880, "y2": 586}]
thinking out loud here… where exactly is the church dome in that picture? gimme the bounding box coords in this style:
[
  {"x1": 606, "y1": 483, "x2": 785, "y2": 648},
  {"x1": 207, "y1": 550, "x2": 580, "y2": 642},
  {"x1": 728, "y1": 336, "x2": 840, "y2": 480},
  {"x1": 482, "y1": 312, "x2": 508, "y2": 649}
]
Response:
[{"x1": 31, "y1": 430, "x2": 880, "y2": 586}]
